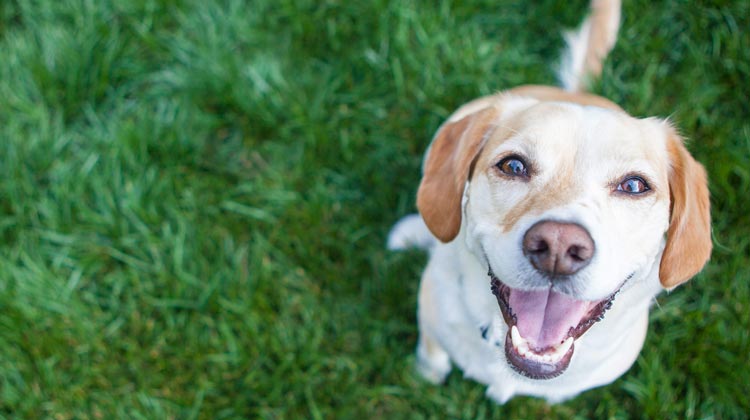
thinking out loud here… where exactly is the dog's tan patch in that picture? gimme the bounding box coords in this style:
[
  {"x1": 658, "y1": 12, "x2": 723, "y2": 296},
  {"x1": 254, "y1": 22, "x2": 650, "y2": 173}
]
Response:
[
  {"x1": 584, "y1": 0, "x2": 621, "y2": 81},
  {"x1": 499, "y1": 161, "x2": 580, "y2": 233}
]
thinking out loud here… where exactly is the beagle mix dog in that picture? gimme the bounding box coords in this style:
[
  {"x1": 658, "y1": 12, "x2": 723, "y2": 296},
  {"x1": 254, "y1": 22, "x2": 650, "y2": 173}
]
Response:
[{"x1": 388, "y1": 0, "x2": 711, "y2": 404}]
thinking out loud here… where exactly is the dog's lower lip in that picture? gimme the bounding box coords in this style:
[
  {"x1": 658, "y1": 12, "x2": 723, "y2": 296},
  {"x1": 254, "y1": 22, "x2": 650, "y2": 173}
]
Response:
[{"x1": 489, "y1": 269, "x2": 624, "y2": 379}]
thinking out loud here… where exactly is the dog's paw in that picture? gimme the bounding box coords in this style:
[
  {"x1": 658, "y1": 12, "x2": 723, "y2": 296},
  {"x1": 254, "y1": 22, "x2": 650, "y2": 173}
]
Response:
[
  {"x1": 415, "y1": 341, "x2": 451, "y2": 384},
  {"x1": 486, "y1": 384, "x2": 515, "y2": 405}
]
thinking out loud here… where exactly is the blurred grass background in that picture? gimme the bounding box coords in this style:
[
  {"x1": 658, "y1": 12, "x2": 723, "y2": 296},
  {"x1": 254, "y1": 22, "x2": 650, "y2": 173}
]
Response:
[{"x1": 0, "y1": 0, "x2": 747, "y2": 418}]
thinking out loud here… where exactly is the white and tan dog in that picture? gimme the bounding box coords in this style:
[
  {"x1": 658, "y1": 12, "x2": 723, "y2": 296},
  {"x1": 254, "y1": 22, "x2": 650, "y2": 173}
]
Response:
[{"x1": 388, "y1": 0, "x2": 711, "y2": 403}]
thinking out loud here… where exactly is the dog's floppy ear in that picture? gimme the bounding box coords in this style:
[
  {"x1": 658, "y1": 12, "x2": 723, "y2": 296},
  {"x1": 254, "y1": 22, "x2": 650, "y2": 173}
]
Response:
[
  {"x1": 659, "y1": 131, "x2": 712, "y2": 288},
  {"x1": 417, "y1": 106, "x2": 499, "y2": 242}
]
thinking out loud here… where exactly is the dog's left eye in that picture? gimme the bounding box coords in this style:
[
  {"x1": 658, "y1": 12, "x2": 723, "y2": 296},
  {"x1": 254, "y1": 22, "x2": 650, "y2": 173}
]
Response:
[
  {"x1": 497, "y1": 156, "x2": 529, "y2": 178},
  {"x1": 616, "y1": 176, "x2": 650, "y2": 195}
]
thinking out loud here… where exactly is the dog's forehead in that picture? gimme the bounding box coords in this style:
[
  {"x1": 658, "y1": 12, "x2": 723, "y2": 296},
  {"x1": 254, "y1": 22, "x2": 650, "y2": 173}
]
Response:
[{"x1": 483, "y1": 101, "x2": 667, "y2": 167}]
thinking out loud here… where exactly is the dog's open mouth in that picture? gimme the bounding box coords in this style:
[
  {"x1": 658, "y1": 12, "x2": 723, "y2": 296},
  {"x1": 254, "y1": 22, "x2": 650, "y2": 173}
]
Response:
[{"x1": 489, "y1": 270, "x2": 621, "y2": 380}]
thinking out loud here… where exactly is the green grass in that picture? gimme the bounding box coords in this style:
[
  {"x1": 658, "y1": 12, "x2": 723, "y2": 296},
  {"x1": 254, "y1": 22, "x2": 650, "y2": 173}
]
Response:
[{"x1": 0, "y1": 0, "x2": 747, "y2": 418}]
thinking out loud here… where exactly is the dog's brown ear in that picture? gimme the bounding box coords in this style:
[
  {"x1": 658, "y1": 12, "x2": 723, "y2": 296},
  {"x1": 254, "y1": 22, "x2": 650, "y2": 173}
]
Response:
[
  {"x1": 659, "y1": 131, "x2": 712, "y2": 288},
  {"x1": 417, "y1": 106, "x2": 499, "y2": 242}
]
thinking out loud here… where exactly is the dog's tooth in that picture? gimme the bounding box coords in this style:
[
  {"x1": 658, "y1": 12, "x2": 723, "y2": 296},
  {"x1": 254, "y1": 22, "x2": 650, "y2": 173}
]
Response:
[
  {"x1": 557, "y1": 337, "x2": 574, "y2": 357},
  {"x1": 511, "y1": 326, "x2": 531, "y2": 357},
  {"x1": 544, "y1": 337, "x2": 574, "y2": 362},
  {"x1": 510, "y1": 325, "x2": 525, "y2": 347}
]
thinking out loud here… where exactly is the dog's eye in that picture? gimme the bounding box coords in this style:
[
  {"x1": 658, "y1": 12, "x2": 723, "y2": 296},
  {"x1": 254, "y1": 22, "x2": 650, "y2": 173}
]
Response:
[
  {"x1": 497, "y1": 156, "x2": 529, "y2": 178},
  {"x1": 616, "y1": 176, "x2": 650, "y2": 195}
]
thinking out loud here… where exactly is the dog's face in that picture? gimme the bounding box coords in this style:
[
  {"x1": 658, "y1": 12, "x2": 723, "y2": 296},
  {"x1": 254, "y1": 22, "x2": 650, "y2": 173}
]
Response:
[
  {"x1": 417, "y1": 92, "x2": 711, "y2": 380},
  {"x1": 469, "y1": 100, "x2": 671, "y2": 300}
]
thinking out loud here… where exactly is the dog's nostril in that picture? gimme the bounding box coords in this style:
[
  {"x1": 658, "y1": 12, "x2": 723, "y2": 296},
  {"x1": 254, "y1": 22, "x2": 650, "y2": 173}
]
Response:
[
  {"x1": 568, "y1": 245, "x2": 590, "y2": 262},
  {"x1": 528, "y1": 239, "x2": 549, "y2": 254}
]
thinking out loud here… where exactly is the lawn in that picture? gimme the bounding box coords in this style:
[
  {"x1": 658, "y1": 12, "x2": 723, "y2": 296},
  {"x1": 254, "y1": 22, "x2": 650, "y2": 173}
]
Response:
[{"x1": 0, "y1": 0, "x2": 748, "y2": 418}]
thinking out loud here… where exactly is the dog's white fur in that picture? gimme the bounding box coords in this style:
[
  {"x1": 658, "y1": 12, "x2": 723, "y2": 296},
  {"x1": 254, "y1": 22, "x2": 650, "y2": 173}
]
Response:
[{"x1": 389, "y1": 0, "x2": 711, "y2": 404}]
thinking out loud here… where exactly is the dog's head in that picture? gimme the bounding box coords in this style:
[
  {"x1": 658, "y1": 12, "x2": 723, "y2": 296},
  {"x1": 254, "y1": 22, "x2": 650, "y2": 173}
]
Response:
[{"x1": 417, "y1": 89, "x2": 711, "y2": 379}]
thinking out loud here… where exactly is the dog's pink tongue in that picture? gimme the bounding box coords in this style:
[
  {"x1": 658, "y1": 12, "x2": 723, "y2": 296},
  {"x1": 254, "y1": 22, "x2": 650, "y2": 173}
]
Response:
[{"x1": 508, "y1": 288, "x2": 591, "y2": 350}]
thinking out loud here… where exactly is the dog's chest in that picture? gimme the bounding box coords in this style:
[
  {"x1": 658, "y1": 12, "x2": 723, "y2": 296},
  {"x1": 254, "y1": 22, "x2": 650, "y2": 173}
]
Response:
[{"x1": 455, "y1": 247, "x2": 499, "y2": 327}]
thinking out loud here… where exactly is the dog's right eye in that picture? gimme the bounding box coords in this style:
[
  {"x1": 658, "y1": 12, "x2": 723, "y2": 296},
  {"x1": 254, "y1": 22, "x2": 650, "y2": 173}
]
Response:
[{"x1": 497, "y1": 156, "x2": 529, "y2": 178}]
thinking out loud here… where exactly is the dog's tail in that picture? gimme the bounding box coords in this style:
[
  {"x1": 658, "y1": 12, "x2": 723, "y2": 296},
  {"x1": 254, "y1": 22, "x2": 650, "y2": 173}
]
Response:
[
  {"x1": 558, "y1": 0, "x2": 621, "y2": 92},
  {"x1": 387, "y1": 214, "x2": 437, "y2": 252}
]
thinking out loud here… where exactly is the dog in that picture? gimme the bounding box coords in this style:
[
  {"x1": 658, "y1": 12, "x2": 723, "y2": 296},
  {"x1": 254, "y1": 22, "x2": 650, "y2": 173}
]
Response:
[{"x1": 388, "y1": 0, "x2": 711, "y2": 403}]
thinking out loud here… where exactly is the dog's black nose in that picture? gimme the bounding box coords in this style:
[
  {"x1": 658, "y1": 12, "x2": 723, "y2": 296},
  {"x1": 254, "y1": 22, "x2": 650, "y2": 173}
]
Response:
[{"x1": 523, "y1": 221, "x2": 594, "y2": 276}]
